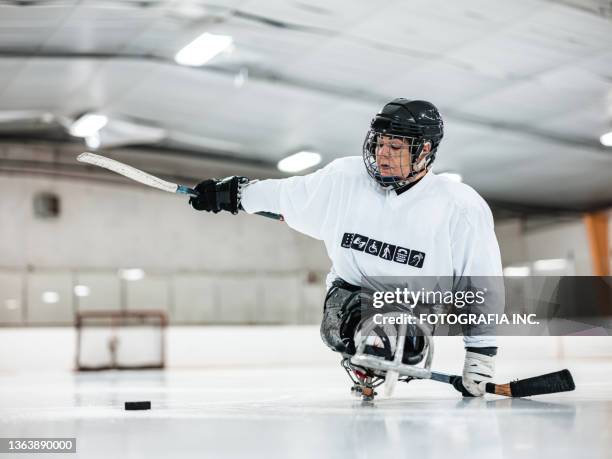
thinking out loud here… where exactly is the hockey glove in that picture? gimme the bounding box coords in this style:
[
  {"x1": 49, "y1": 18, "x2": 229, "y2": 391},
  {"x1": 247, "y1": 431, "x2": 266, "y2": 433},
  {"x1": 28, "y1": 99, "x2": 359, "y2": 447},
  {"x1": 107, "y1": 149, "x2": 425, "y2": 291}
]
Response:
[
  {"x1": 461, "y1": 347, "x2": 496, "y2": 397},
  {"x1": 189, "y1": 176, "x2": 249, "y2": 214}
]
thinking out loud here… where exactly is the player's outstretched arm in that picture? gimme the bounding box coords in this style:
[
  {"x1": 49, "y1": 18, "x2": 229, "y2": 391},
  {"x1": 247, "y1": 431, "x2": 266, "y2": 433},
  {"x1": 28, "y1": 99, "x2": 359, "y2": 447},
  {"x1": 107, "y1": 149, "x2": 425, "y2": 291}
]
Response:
[{"x1": 190, "y1": 158, "x2": 340, "y2": 233}]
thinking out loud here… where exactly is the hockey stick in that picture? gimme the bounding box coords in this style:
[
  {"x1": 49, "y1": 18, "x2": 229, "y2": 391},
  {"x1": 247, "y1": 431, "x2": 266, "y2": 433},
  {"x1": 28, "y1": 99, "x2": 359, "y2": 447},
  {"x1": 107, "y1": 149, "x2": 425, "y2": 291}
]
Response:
[
  {"x1": 77, "y1": 152, "x2": 283, "y2": 221},
  {"x1": 430, "y1": 369, "x2": 575, "y2": 397}
]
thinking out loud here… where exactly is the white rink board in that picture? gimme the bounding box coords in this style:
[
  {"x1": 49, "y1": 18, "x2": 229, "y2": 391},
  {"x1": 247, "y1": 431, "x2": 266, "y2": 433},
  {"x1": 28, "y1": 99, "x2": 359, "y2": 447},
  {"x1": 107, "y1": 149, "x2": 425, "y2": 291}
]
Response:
[{"x1": 1, "y1": 326, "x2": 612, "y2": 372}]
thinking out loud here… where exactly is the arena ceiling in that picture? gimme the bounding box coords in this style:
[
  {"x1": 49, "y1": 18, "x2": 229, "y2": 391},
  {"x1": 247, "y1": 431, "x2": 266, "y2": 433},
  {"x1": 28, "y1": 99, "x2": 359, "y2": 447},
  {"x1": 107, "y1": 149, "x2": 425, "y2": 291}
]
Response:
[{"x1": 0, "y1": 0, "x2": 611, "y2": 210}]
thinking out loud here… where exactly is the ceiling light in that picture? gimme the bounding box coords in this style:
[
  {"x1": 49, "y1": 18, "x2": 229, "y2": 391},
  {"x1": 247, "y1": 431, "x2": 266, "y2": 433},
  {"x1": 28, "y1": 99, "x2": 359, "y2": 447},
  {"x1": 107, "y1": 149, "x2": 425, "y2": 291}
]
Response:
[
  {"x1": 41, "y1": 113, "x2": 54, "y2": 123},
  {"x1": 278, "y1": 151, "x2": 322, "y2": 173},
  {"x1": 503, "y1": 266, "x2": 531, "y2": 277},
  {"x1": 41, "y1": 291, "x2": 60, "y2": 304},
  {"x1": 234, "y1": 67, "x2": 248, "y2": 88},
  {"x1": 175, "y1": 33, "x2": 233, "y2": 67},
  {"x1": 0, "y1": 110, "x2": 45, "y2": 122},
  {"x1": 74, "y1": 285, "x2": 91, "y2": 297},
  {"x1": 600, "y1": 131, "x2": 612, "y2": 147},
  {"x1": 119, "y1": 268, "x2": 145, "y2": 281},
  {"x1": 69, "y1": 114, "x2": 108, "y2": 138},
  {"x1": 438, "y1": 172, "x2": 463, "y2": 182},
  {"x1": 85, "y1": 133, "x2": 100, "y2": 149},
  {"x1": 533, "y1": 258, "x2": 567, "y2": 271},
  {"x1": 5, "y1": 299, "x2": 19, "y2": 310}
]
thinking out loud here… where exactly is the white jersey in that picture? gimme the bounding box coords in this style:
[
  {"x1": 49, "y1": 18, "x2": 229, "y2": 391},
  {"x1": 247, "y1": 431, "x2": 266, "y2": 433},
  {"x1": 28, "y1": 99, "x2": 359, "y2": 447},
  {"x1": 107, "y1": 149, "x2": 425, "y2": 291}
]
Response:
[{"x1": 241, "y1": 156, "x2": 503, "y2": 347}]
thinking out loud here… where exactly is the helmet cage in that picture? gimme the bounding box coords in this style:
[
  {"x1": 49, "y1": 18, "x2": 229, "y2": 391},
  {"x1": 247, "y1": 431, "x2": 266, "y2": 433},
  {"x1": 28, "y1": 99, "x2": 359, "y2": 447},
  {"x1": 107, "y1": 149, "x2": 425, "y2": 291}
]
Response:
[{"x1": 362, "y1": 129, "x2": 434, "y2": 190}]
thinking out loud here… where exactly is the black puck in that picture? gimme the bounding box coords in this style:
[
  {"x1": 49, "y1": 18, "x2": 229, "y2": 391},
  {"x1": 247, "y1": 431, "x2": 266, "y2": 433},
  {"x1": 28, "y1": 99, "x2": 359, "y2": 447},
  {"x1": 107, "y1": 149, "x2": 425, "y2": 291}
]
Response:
[{"x1": 125, "y1": 401, "x2": 151, "y2": 410}]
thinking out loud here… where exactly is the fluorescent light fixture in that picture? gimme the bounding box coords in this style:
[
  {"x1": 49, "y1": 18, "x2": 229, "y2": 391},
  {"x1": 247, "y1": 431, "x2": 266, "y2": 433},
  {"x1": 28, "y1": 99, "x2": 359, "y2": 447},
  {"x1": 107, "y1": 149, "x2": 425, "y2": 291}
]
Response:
[
  {"x1": 69, "y1": 114, "x2": 108, "y2": 138},
  {"x1": 503, "y1": 266, "x2": 531, "y2": 277},
  {"x1": 119, "y1": 268, "x2": 145, "y2": 281},
  {"x1": 600, "y1": 131, "x2": 612, "y2": 147},
  {"x1": 74, "y1": 285, "x2": 91, "y2": 297},
  {"x1": 0, "y1": 110, "x2": 45, "y2": 122},
  {"x1": 438, "y1": 172, "x2": 463, "y2": 182},
  {"x1": 533, "y1": 258, "x2": 567, "y2": 272},
  {"x1": 41, "y1": 291, "x2": 60, "y2": 304},
  {"x1": 234, "y1": 67, "x2": 248, "y2": 88},
  {"x1": 85, "y1": 133, "x2": 100, "y2": 149},
  {"x1": 5, "y1": 298, "x2": 19, "y2": 310},
  {"x1": 41, "y1": 112, "x2": 54, "y2": 123},
  {"x1": 277, "y1": 151, "x2": 322, "y2": 173},
  {"x1": 175, "y1": 33, "x2": 233, "y2": 66}
]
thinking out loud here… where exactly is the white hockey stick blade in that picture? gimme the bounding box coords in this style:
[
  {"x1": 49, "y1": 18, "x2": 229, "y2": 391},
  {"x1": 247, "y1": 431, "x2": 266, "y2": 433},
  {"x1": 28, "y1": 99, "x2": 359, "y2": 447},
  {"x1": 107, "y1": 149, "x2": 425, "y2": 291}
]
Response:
[
  {"x1": 77, "y1": 152, "x2": 283, "y2": 221},
  {"x1": 384, "y1": 370, "x2": 399, "y2": 397},
  {"x1": 77, "y1": 152, "x2": 179, "y2": 194}
]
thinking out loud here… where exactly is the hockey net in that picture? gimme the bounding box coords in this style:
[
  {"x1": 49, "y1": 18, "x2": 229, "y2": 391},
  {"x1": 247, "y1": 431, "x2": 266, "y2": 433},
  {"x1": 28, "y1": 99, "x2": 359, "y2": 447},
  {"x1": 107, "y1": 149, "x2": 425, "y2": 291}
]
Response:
[{"x1": 75, "y1": 310, "x2": 167, "y2": 371}]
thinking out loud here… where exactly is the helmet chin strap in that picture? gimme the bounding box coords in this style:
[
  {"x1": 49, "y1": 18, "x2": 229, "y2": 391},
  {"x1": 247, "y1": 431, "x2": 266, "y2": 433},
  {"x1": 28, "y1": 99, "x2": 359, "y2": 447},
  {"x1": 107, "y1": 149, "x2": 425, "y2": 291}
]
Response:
[
  {"x1": 406, "y1": 140, "x2": 434, "y2": 179},
  {"x1": 411, "y1": 155, "x2": 430, "y2": 176}
]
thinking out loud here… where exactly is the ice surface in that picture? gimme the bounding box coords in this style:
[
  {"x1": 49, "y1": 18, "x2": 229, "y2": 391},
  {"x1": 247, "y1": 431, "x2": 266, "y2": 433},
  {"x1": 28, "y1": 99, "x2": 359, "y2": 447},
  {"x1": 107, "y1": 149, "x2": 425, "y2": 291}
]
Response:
[{"x1": 0, "y1": 359, "x2": 610, "y2": 459}]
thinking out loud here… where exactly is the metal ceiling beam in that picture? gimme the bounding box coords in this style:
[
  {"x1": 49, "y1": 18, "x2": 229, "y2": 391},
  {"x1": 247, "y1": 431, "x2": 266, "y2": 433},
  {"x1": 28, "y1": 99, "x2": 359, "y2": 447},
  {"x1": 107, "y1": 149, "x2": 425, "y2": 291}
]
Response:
[{"x1": 0, "y1": 50, "x2": 607, "y2": 154}]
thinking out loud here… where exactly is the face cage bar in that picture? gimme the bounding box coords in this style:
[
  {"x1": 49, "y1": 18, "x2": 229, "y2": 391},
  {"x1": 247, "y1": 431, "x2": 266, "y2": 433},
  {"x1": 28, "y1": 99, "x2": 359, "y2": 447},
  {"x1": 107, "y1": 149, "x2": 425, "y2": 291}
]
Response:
[
  {"x1": 343, "y1": 319, "x2": 435, "y2": 394},
  {"x1": 362, "y1": 131, "x2": 429, "y2": 189}
]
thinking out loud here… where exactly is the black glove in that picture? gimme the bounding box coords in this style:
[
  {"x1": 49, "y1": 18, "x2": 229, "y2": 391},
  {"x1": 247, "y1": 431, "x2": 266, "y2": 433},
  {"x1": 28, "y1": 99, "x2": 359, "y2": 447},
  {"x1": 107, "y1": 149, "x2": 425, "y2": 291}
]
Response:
[{"x1": 189, "y1": 176, "x2": 249, "y2": 214}]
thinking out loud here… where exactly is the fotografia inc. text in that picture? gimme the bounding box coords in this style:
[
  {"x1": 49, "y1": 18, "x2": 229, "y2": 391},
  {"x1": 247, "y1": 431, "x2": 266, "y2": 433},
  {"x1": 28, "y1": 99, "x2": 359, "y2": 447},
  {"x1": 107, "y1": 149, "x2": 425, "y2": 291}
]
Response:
[{"x1": 372, "y1": 313, "x2": 540, "y2": 326}]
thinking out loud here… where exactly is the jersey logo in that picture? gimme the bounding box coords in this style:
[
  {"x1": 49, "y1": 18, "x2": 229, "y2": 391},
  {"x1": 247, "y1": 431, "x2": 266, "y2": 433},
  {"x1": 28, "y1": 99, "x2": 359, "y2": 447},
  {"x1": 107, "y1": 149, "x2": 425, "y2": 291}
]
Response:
[
  {"x1": 340, "y1": 233, "x2": 425, "y2": 268},
  {"x1": 350, "y1": 234, "x2": 368, "y2": 251},
  {"x1": 394, "y1": 246, "x2": 409, "y2": 264},
  {"x1": 341, "y1": 233, "x2": 354, "y2": 248},
  {"x1": 408, "y1": 250, "x2": 425, "y2": 268},
  {"x1": 365, "y1": 239, "x2": 382, "y2": 256},
  {"x1": 379, "y1": 243, "x2": 395, "y2": 261}
]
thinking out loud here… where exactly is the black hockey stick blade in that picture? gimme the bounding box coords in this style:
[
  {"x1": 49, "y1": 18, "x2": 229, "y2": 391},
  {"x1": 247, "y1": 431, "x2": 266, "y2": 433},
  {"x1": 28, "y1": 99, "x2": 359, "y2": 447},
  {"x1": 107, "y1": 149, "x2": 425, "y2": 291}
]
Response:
[
  {"x1": 503, "y1": 369, "x2": 575, "y2": 397},
  {"x1": 439, "y1": 370, "x2": 575, "y2": 397}
]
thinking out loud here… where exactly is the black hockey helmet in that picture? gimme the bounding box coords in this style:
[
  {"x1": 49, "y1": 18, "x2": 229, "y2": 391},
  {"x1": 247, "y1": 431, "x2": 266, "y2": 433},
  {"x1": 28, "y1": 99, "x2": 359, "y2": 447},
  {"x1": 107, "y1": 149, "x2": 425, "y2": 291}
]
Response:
[{"x1": 362, "y1": 99, "x2": 444, "y2": 189}]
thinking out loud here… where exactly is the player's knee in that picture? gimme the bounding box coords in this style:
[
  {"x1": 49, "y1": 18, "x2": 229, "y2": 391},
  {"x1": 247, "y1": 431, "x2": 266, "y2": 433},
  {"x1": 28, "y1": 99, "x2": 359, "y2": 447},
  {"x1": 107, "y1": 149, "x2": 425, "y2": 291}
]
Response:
[{"x1": 320, "y1": 280, "x2": 363, "y2": 355}]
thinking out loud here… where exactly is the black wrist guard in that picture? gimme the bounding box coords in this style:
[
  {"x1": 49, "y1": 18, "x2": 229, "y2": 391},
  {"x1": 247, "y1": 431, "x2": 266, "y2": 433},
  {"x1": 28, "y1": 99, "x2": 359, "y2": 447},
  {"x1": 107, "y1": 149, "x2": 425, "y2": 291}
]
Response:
[{"x1": 189, "y1": 176, "x2": 249, "y2": 214}]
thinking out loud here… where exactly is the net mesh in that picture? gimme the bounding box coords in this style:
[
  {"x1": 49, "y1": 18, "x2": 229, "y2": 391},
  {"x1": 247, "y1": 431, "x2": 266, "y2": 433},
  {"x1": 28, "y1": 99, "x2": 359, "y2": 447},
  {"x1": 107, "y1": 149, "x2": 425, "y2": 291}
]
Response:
[{"x1": 75, "y1": 310, "x2": 167, "y2": 371}]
